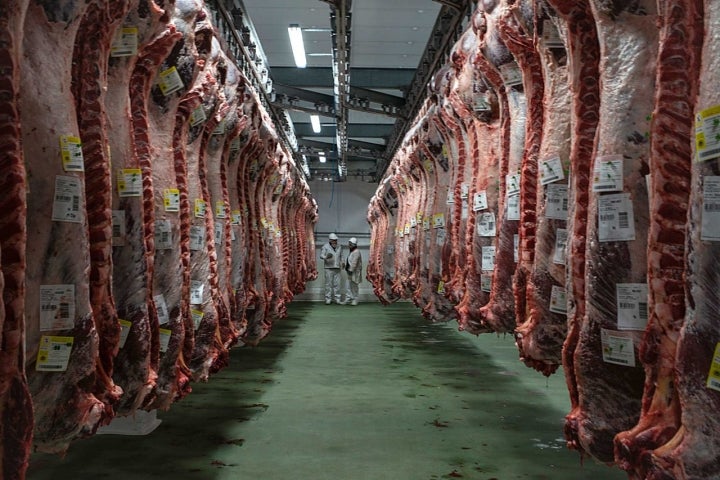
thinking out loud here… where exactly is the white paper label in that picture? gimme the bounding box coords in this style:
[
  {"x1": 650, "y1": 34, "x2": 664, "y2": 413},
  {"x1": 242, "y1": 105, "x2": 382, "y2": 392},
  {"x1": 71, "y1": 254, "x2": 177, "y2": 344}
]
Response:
[
  {"x1": 546, "y1": 184, "x2": 569, "y2": 220},
  {"x1": 473, "y1": 191, "x2": 488, "y2": 211},
  {"x1": 60, "y1": 135, "x2": 84, "y2": 172},
  {"x1": 540, "y1": 156, "x2": 565, "y2": 186},
  {"x1": 40, "y1": 285, "x2": 75, "y2": 331},
  {"x1": 436, "y1": 228, "x2": 447, "y2": 246},
  {"x1": 599, "y1": 193, "x2": 635, "y2": 242},
  {"x1": 410, "y1": 216, "x2": 417, "y2": 228},
  {"x1": 190, "y1": 280, "x2": 205, "y2": 305},
  {"x1": 158, "y1": 66, "x2": 184, "y2": 96},
  {"x1": 506, "y1": 173, "x2": 521, "y2": 197},
  {"x1": 52, "y1": 176, "x2": 83, "y2": 223},
  {"x1": 159, "y1": 328, "x2": 172, "y2": 353},
  {"x1": 481, "y1": 274, "x2": 492, "y2": 293},
  {"x1": 231, "y1": 228, "x2": 236, "y2": 242},
  {"x1": 446, "y1": 186, "x2": 455, "y2": 205},
  {"x1": 432, "y1": 213, "x2": 445, "y2": 229},
  {"x1": 460, "y1": 183, "x2": 469, "y2": 199},
  {"x1": 191, "y1": 309, "x2": 204, "y2": 330},
  {"x1": 230, "y1": 137, "x2": 241, "y2": 152},
  {"x1": 506, "y1": 194, "x2": 520, "y2": 221},
  {"x1": 701, "y1": 176, "x2": 720, "y2": 241},
  {"x1": 514, "y1": 234, "x2": 519, "y2": 263},
  {"x1": 553, "y1": 228, "x2": 568, "y2": 265},
  {"x1": 592, "y1": 156, "x2": 624, "y2": 192},
  {"x1": 500, "y1": 62, "x2": 523, "y2": 87},
  {"x1": 481, "y1": 246, "x2": 496, "y2": 272},
  {"x1": 190, "y1": 225, "x2": 205, "y2": 251},
  {"x1": 404, "y1": 223, "x2": 411, "y2": 235},
  {"x1": 36, "y1": 336, "x2": 74, "y2": 371},
  {"x1": 155, "y1": 219, "x2": 172, "y2": 250},
  {"x1": 215, "y1": 222, "x2": 223, "y2": 244},
  {"x1": 164, "y1": 189, "x2": 180, "y2": 212},
  {"x1": 616, "y1": 283, "x2": 649, "y2": 331},
  {"x1": 118, "y1": 319, "x2": 132, "y2": 348},
  {"x1": 112, "y1": 210, "x2": 126, "y2": 246},
  {"x1": 549, "y1": 286, "x2": 567, "y2": 314},
  {"x1": 601, "y1": 328, "x2": 636, "y2": 367},
  {"x1": 477, "y1": 212, "x2": 497, "y2": 237},
  {"x1": 423, "y1": 218, "x2": 431, "y2": 231},
  {"x1": 212, "y1": 119, "x2": 226, "y2": 135},
  {"x1": 154, "y1": 294, "x2": 170, "y2": 324},
  {"x1": 111, "y1": 26, "x2": 138, "y2": 57},
  {"x1": 461, "y1": 200, "x2": 469, "y2": 220},
  {"x1": 542, "y1": 20, "x2": 564, "y2": 48}
]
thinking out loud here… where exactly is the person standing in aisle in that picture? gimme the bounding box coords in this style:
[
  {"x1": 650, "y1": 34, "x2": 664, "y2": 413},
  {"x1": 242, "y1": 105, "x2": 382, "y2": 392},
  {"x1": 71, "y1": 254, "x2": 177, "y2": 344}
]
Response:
[
  {"x1": 320, "y1": 233, "x2": 343, "y2": 304},
  {"x1": 344, "y1": 237, "x2": 362, "y2": 306}
]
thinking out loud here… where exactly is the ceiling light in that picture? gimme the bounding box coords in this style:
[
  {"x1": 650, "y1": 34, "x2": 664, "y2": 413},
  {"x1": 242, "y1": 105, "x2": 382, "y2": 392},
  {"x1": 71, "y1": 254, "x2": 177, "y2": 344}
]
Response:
[
  {"x1": 417, "y1": 9, "x2": 424, "y2": 13},
  {"x1": 288, "y1": 24, "x2": 307, "y2": 68},
  {"x1": 310, "y1": 114, "x2": 321, "y2": 133},
  {"x1": 319, "y1": 154, "x2": 327, "y2": 163}
]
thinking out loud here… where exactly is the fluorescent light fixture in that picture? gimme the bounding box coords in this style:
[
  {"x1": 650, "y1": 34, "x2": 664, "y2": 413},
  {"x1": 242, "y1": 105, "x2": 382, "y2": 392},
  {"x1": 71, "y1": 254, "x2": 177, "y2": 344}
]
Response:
[
  {"x1": 288, "y1": 24, "x2": 307, "y2": 68},
  {"x1": 310, "y1": 114, "x2": 321, "y2": 133},
  {"x1": 319, "y1": 153, "x2": 327, "y2": 163}
]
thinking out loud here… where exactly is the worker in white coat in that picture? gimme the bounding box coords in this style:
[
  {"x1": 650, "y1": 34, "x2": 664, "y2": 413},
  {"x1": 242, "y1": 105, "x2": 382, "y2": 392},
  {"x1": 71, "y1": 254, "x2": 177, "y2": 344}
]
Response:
[
  {"x1": 344, "y1": 237, "x2": 362, "y2": 306},
  {"x1": 320, "y1": 233, "x2": 343, "y2": 304}
]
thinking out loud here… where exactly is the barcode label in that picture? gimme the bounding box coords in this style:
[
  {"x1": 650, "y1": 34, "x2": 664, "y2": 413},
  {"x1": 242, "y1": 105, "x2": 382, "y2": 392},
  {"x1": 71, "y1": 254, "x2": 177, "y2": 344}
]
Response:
[
  {"x1": 540, "y1": 156, "x2": 565, "y2": 186},
  {"x1": 190, "y1": 225, "x2": 205, "y2": 251},
  {"x1": 618, "y1": 212, "x2": 629, "y2": 229},
  {"x1": 477, "y1": 212, "x2": 497, "y2": 237},
  {"x1": 112, "y1": 210, "x2": 126, "y2": 246},
  {"x1": 155, "y1": 219, "x2": 172, "y2": 250},
  {"x1": 52, "y1": 176, "x2": 83, "y2": 223},
  {"x1": 546, "y1": 184, "x2": 569, "y2": 220},
  {"x1": 40, "y1": 285, "x2": 76, "y2": 331},
  {"x1": 154, "y1": 294, "x2": 170, "y2": 324},
  {"x1": 599, "y1": 193, "x2": 635, "y2": 242},
  {"x1": 616, "y1": 283, "x2": 649, "y2": 331},
  {"x1": 701, "y1": 176, "x2": 720, "y2": 241}
]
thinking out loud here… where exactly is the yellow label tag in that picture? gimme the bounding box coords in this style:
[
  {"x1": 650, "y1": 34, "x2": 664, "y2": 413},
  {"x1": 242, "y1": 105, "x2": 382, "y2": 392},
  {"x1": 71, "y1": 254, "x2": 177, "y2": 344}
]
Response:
[
  {"x1": 442, "y1": 145, "x2": 448, "y2": 158},
  {"x1": 437, "y1": 281, "x2": 445, "y2": 294},
  {"x1": 118, "y1": 319, "x2": 132, "y2": 349},
  {"x1": 696, "y1": 105, "x2": 720, "y2": 162},
  {"x1": 215, "y1": 201, "x2": 226, "y2": 218},
  {"x1": 164, "y1": 189, "x2": 180, "y2": 212},
  {"x1": 158, "y1": 66, "x2": 183, "y2": 96},
  {"x1": 260, "y1": 217, "x2": 268, "y2": 228},
  {"x1": 416, "y1": 212, "x2": 423, "y2": 223},
  {"x1": 36, "y1": 336, "x2": 74, "y2": 372},
  {"x1": 194, "y1": 199, "x2": 206, "y2": 218},
  {"x1": 432, "y1": 213, "x2": 445, "y2": 229},
  {"x1": 191, "y1": 309, "x2": 204, "y2": 329},
  {"x1": 60, "y1": 135, "x2": 84, "y2": 172},
  {"x1": 117, "y1": 168, "x2": 142, "y2": 197},
  {"x1": 707, "y1": 342, "x2": 720, "y2": 392},
  {"x1": 231, "y1": 210, "x2": 241, "y2": 225}
]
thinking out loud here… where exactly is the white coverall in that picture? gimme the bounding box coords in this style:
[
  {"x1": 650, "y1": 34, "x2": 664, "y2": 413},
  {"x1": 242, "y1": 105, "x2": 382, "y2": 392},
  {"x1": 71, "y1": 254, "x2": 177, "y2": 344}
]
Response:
[
  {"x1": 345, "y1": 248, "x2": 362, "y2": 305},
  {"x1": 320, "y1": 242, "x2": 343, "y2": 303}
]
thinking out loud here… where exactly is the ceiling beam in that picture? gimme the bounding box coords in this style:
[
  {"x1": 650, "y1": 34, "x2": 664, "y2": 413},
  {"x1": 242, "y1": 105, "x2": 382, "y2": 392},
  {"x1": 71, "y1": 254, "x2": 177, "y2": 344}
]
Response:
[
  {"x1": 294, "y1": 122, "x2": 393, "y2": 138},
  {"x1": 270, "y1": 67, "x2": 415, "y2": 89}
]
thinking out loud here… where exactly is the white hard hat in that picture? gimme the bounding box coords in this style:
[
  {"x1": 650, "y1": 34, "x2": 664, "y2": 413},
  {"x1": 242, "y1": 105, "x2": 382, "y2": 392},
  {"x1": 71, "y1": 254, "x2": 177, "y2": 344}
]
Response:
[
  {"x1": 349, "y1": 237, "x2": 357, "y2": 245},
  {"x1": 329, "y1": 233, "x2": 338, "y2": 240}
]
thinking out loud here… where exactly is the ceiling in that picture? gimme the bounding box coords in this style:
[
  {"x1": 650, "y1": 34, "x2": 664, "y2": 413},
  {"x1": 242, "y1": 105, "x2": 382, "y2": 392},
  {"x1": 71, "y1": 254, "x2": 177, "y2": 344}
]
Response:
[{"x1": 229, "y1": 0, "x2": 471, "y2": 182}]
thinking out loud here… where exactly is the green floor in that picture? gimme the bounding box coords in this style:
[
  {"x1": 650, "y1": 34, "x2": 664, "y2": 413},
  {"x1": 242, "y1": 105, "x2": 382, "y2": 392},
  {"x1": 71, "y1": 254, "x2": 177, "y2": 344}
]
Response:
[{"x1": 28, "y1": 302, "x2": 626, "y2": 480}]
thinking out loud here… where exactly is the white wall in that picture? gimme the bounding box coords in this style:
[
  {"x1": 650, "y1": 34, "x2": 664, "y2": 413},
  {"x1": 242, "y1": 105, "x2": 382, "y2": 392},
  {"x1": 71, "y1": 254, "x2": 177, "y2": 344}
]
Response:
[{"x1": 295, "y1": 179, "x2": 379, "y2": 302}]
